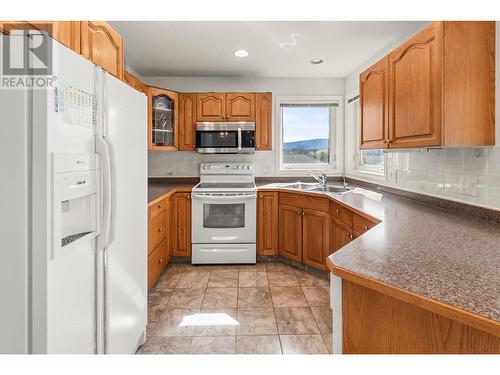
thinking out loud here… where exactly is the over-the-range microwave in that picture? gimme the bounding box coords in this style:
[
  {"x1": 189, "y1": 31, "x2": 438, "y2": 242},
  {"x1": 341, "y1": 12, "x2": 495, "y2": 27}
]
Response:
[{"x1": 196, "y1": 122, "x2": 255, "y2": 154}]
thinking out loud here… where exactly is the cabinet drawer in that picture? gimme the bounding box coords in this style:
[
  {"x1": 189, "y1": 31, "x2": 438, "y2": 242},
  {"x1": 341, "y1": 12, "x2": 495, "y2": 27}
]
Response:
[
  {"x1": 353, "y1": 213, "x2": 378, "y2": 236},
  {"x1": 279, "y1": 192, "x2": 329, "y2": 212},
  {"x1": 148, "y1": 212, "x2": 166, "y2": 254},
  {"x1": 149, "y1": 198, "x2": 167, "y2": 220},
  {"x1": 330, "y1": 201, "x2": 353, "y2": 227},
  {"x1": 148, "y1": 240, "x2": 167, "y2": 289}
]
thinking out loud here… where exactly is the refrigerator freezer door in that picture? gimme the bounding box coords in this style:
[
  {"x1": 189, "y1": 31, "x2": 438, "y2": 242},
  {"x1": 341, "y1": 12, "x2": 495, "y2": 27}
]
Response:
[{"x1": 101, "y1": 72, "x2": 147, "y2": 354}]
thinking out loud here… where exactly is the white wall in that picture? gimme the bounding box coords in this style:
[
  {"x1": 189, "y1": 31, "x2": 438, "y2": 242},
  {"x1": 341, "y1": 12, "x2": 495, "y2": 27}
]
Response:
[
  {"x1": 145, "y1": 76, "x2": 345, "y2": 177},
  {"x1": 344, "y1": 22, "x2": 500, "y2": 210}
]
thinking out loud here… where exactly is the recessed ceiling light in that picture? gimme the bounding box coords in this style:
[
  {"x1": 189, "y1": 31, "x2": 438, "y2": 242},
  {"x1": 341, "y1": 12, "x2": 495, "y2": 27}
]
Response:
[
  {"x1": 311, "y1": 58, "x2": 323, "y2": 65},
  {"x1": 233, "y1": 49, "x2": 248, "y2": 57},
  {"x1": 234, "y1": 49, "x2": 249, "y2": 58}
]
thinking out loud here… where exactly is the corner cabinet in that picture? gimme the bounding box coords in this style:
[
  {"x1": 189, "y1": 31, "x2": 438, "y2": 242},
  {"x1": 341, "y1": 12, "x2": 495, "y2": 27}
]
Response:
[
  {"x1": 148, "y1": 87, "x2": 179, "y2": 151},
  {"x1": 359, "y1": 21, "x2": 495, "y2": 149},
  {"x1": 360, "y1": 57, "x2": 389, "y2": 149},
  {"x1": 80, "y1": 21, "x2": 124, "y2": 80}
]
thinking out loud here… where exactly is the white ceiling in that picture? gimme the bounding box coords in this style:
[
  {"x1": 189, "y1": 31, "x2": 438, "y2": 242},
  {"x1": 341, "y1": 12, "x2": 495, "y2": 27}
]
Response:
[{"x1": 109, "y1": 21, "x2": 427, "y2": 78}]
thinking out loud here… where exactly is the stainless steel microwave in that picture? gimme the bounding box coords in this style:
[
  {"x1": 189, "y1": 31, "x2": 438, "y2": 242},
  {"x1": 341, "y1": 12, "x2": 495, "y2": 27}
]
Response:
[{"x1": 196, "y1": 122, "x2": 255, "y2": 154}]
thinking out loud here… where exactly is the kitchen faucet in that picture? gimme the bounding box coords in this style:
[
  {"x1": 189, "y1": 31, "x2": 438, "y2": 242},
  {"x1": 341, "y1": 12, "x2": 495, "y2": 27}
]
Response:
[{"x1": 308, "y1": 170, "x2": 328, "y2": 187}]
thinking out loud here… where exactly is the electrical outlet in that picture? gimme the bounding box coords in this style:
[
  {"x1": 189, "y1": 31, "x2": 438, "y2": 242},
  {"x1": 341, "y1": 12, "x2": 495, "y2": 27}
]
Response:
[
  {"x1": 460, "y1": 177, "x2": 479, "y2": 197},
  {"x1": 387, "y1": 169, "x2": 398, "y2": 183}
]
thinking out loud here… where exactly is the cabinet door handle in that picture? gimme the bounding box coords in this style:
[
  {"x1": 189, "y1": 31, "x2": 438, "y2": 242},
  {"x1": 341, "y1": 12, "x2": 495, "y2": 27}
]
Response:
[
  {"x1": 157, "y1": 228, "x2": 162, "y2": 232},
  {"x1": 336, "y1": 209, "x2": 340, "y2": 214},
  {"x1": 297, "y1": 211, "x2": 301, "y2": 215},
  {"x1": 260, "y1": 194, "x2": 263, "y2": 198},
  {"x1": 386, "y1": 139, "x2": 392, "y2": 144},
  {"x1": 157, "y1": 204, "x2": 162, "y2": 209},
  {"x1": 363, "y1": 225, "x2": 368, "y2": 231},
  {"x1": 382, "y1": 139, "x2": 387, "y2": 144}
]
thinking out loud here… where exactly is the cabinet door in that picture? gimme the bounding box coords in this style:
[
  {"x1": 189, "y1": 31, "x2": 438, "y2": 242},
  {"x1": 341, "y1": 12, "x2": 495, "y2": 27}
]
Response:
[
  {"x1": 302, "y1": 209, "x2": 329, "y2": 271},
  {"x1": 226, "y1": 93, "x2": 255, "y2": 121},
  {"x1": 255, "y1": 92, "x2": 272, "y2": 150},
  {"x1": 278, "y1": 204, "x2": 302, "y2": 262},
  {"x1": 148, "y1": 87, "x2": 179, "y2": 151},
  {"x1": 257, "y1": 191, "x2": 279, "y2": 256},
  {"x1": 172, "y1": 192, "x2": 191, "y2": 257},
  {"x1": 333, "y1": 218, "x2": 353, "y2": 251},
  {"x1": 148, "y1": 239, "x2": 167, "y2": 289},
  {"x1": 179, "y1": 93, "x2": 197, "y2": 151},
  {"x1": 388, "y1": 22, "x2": 443, "y2": 148},
  {"x1": 360, "y1": 56, "x2": 389, "y2": 149},
  {"x1": 0, "y1": 21, "x2": 81, "y2": 53},
  {"x1": 197, "y1": 93, "x2": 226, "y2": 121},
  {"x1": 80, "y1": 21, "x2": 124, "y2": 80}
]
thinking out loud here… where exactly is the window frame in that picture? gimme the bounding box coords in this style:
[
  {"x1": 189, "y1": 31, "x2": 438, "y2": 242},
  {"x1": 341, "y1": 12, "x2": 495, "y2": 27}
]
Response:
[{"x1": 276, "y1": 96, "x2": 344, "y2": 175}]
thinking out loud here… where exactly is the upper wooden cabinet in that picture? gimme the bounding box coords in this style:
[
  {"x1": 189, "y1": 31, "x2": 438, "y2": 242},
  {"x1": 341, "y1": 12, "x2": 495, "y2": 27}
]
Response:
[
  {"x1": 179, "y1": 93, "x2": 197, "y2": 151},
  {"x1": 148, "y1": 87, "x2": 179, "y2": 151},
  {"x1": 360, "y1": 21, "x2": 495, "y2": 149},
  {"x1": 388, "y1": 22, "x2": 443, "y2": 148},
  {"x1": 80, "y1": 21, "x2": 124, "y2": 80},
  {"x1": 255, "y1": 92, "x2": 273, "y2": 150},
  {"x1": 197, "y1": 93, "x2": 226, "y2": 121},
  {"x1": 124, "y1": 70, "x2": 147, "y2": 94},
  {"x1": 360, "y1": 57, "x2": 389, "y2": 149},
  {"x1": 226, "y1": 93, "x2": 255, "y2": 121},
  {"x1": 257, "y1": 191, "x2": 279, "y2": 256},
  {"x1": 0, "y1": 21, "x2": 81, "y2": 54}
]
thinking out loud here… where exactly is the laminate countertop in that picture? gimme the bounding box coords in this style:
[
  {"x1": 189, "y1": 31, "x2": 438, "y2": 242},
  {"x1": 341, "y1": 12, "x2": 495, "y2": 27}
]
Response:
[
  {"x1": 258, "y1": 182, "x2": 500, "y2": 327},
  {"x1": 148, "y1": 178, "x2": 198, "y2": 203}
]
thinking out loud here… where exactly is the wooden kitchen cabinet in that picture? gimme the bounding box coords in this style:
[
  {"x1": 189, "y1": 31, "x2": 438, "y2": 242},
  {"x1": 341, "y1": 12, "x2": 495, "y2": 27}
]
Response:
[
  {"x1": 359, "y1": 21, "x2": 495, "y2": 149},
  {"x1": 257, "y1": 191, "x2": 279, "y2": 256},
  {"x1": 148, "y1": 86, "x2": 179, "y2": 151},
  {"x1": 226, "y1": 93, "x2": 255, "y2": 121},
  {"x1": 360, "y1": 56, "x2": 389, "y2": 149},
  {"x1": 197, "y1": 93, "x2": 226, "y2": 121},
  {"x1": 148, "y1": 239, "x2": 167, "y2": 289},
  {"x1": 124, "y1": 70, "x2": 147, "y2": 94},
  {"x1": 332, "y1": 217, "x2": 353, "y2": 251},
  {"x1": 388, "y1": 21, "x2": 443, "y2": 148},
  {"x1": 179, "y1": 93, "x2": 197, "y2": 151},
  {"x1": 0, "y1": 21, "x2": 81, "y2": 54},
  {"x1": 278, "y1": 204, "x2": 303, "y2": 263},
  {"x1": 255, "y1": 92, "x2": 273, "y2": 150},
  {"x1": 302, "y1": 208, "x2": 329, "y2": 271},
  {"x1": 80, "y1": 21, "x2": 124, "y2": 80},
  {"x1": 171, "y1": 192, "x2": 191, "y2": 257},
  {"x1": 147, "y1": 195, "x2": 171, "y2": 289}
]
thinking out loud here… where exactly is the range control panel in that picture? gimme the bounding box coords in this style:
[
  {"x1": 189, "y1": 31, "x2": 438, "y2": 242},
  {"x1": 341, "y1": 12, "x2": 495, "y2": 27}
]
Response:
[{"x1": 200, "y1": 162, "x2": 254, "y2": 175}]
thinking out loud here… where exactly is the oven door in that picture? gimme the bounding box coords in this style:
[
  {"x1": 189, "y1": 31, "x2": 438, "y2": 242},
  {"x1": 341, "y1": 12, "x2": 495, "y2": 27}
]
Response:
[{"x1": 191, "y1": 192, "x2": 256, "y2": 244}]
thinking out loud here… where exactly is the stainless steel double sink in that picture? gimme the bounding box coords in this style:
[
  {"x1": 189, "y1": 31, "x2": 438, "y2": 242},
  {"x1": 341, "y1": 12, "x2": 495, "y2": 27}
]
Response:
[{"x1": 280, "y1": 182, "x2": 352, "y2": 194}]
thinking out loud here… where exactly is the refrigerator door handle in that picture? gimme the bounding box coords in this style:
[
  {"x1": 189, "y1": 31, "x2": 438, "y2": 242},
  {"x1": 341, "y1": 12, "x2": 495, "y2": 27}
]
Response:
[{"x1": 96, "y1": 136, "x2": 112, "y2": 250}]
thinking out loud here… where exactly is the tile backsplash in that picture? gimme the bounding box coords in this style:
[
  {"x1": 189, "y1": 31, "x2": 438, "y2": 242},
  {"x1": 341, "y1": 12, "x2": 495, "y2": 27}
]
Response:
[{"x1": 384, "y1": 147, "x2": 500, "y2": 210}]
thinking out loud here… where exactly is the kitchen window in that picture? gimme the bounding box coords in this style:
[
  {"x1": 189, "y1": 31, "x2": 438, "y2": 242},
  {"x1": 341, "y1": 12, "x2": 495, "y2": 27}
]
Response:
[
  {"x1": 348, "y1": 95, "x2": 384, "y2": 175},
  {"x1": 277, "y1": 97, "x2": 342, "y2": 173}
]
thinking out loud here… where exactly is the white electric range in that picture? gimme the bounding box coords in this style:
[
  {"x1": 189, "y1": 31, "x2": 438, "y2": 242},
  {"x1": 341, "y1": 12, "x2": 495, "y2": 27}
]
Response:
[{"x1": 191, "y1": 162, "x2": 257, "y2": 264}]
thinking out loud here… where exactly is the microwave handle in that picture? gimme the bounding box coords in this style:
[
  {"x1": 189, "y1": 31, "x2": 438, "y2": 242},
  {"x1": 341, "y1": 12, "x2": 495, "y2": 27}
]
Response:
[{"x1": 238, "y1": 128, "x2": 242, "y2": 151}]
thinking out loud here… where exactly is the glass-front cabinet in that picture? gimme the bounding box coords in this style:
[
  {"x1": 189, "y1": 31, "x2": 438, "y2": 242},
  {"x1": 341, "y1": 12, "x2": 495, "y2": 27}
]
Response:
[{"x1": 148, "y1": 87, "x2": 179, "y2": 150}]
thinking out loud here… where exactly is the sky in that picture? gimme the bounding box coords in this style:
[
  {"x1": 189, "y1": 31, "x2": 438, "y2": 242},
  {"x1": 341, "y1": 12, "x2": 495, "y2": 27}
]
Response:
[{"x1": 282, "y1": 106, "x2": 330, "y2": 143}]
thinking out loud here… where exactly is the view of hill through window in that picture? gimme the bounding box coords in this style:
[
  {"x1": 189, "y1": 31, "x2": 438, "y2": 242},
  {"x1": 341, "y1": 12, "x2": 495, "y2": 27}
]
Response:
[{"x1": 281, "y1": 104, "x2": 332, "y2": 165}]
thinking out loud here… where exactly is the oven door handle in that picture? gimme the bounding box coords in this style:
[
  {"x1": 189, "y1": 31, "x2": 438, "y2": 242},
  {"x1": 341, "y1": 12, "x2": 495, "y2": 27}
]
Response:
[
  {"x1": 192, "y1": 192, "x2": 256, "y2": 200},
  {"x1": 237, "y1": 128, "x2": 242, "y2": 151}
]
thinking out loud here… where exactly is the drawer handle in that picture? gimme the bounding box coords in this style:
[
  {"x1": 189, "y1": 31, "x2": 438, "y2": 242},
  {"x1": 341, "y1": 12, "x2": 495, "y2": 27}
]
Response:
[{"x1": 363, "y1": 225, "x2": 368, "y2": 231}]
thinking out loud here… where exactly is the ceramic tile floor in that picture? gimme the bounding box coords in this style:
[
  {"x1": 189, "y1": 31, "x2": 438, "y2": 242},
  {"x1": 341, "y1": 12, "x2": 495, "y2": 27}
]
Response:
[{"x1": 138, "y1": 262, "x2": 333, "y2": 354}]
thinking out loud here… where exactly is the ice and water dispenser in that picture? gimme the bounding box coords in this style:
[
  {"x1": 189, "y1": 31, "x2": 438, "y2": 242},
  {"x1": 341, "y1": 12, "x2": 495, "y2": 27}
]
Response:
[{"x1": 52, "y1": 153, "x2": 101, "y2": 258}]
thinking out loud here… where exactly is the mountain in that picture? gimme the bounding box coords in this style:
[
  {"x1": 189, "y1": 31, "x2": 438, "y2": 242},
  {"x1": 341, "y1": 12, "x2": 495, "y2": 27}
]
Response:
[{"x1": 283, "y1": 138, "x2": 329, "y2": 151}]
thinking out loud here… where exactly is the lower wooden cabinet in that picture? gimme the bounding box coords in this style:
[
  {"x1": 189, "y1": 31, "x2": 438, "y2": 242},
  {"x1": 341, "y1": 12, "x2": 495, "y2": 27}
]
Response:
[
  {"x1": 278, "y1": 204, "x2": 303, "y2": 262},
  {"x1": 148, "y1": 239, "x2": 167, "y2": 289},
  {"x1": 332, "y1": 217, "x2": 354, "y2": 251},
  {"x1": 257, "y1": 191, "x2": 279, "y2": 256},
  {"x1": 302, "y1": 208, "x2": 329, "y2": 271},
  {"x1": 171, "y1": 192, "x2": 191, "y2": 257}
]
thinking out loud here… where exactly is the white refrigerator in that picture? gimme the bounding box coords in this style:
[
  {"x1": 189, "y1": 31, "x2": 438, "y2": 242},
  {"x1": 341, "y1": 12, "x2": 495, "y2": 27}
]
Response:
[{"x1": 0, "y1": 31, "x2": 148, "y2": 354}]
